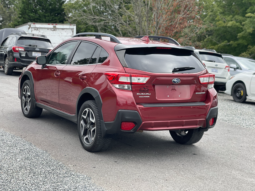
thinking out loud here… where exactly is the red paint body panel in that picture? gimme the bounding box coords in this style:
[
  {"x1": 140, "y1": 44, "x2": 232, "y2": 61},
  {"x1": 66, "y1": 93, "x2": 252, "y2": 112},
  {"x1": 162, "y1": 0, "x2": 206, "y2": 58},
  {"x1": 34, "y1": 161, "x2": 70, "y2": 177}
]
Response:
[{"x1": 19, "y1": 36, "x2": 218, "y2": 133}]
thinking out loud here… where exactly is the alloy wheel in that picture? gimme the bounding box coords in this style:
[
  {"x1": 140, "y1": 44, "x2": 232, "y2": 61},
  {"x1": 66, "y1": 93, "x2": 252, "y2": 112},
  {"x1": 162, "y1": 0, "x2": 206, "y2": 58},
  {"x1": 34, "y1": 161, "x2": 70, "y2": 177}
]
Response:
[
  {"x1": 80, "y1": 108, "x2": 96, "y2": 145},
  {"x1": 176, "y1": 130, "x2": 189, "y2": 137},
  {"x1": 22, "y1": 85, "x2": 31, "y2": 114}
]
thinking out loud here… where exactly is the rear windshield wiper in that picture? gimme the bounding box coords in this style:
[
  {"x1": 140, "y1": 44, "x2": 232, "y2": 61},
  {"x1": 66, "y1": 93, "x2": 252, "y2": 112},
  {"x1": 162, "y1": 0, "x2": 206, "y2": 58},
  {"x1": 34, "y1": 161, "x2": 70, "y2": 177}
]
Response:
[
  {"x1": 204, "y1": 60, "x2": 215, "y2": 62},
  {"x1": 25, "y1": 44, "x2": 37, "y2": 47},
  {"x1": 172, "y1": 67, "x2": 195, "y2": 73}
]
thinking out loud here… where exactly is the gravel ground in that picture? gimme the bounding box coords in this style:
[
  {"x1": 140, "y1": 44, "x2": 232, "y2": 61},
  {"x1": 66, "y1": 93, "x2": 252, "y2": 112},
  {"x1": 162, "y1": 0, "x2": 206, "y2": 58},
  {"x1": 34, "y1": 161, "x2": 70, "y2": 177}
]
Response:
[
  {"x1": 218, "y1": 92, "x2": 255, "y2": 128},
  {"x1": 0, "y1": 129, "x2": 103, "y2": 191}
]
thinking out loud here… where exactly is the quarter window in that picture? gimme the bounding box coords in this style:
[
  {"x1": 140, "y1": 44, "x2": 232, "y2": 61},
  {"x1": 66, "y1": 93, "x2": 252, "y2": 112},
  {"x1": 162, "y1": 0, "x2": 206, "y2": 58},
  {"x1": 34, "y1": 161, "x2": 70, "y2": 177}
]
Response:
[
  {"x1": 98, "y1": 49, "x2": 109, "y2": 63},
  {"x1": 72, "y1": 42, "x2": 97, "y2": 65},
  {"x1": 47, "y1": 41, "x2": 77, "y2": 65},
  {"x1": 89, "y1": 47, "x2": 101, "y2": 64}
]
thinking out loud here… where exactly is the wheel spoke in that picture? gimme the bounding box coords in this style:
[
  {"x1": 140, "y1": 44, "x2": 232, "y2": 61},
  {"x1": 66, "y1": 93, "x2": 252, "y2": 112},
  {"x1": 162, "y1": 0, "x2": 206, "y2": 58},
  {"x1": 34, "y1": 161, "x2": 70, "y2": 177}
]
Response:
[
  {"x1": 89, "y1": 110, "x2": 95, "y2": 123},
  {"x1": 80, "y1": 120, "x2": 86, "y2": 135}
]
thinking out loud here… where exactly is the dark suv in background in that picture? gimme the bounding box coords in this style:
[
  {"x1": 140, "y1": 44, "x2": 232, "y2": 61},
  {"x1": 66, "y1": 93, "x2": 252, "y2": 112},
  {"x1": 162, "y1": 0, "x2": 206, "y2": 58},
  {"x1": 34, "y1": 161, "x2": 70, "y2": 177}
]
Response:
[{"x1": 0, "y1": 32, "x2": 53, "y2": 75}]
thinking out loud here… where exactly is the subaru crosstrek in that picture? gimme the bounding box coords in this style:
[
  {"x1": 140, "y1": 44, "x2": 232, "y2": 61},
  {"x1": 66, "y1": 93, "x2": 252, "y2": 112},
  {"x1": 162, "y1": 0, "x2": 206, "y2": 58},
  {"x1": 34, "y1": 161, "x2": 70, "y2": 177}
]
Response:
[{"x1": 19, "y1": 33, "x2": 218, "y2": 152}]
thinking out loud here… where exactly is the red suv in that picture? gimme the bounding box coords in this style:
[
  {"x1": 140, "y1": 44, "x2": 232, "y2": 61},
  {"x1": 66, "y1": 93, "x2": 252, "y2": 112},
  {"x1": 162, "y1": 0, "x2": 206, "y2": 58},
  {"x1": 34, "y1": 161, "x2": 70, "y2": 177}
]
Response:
[{"x1": 19, "y1": 33, "x2": 218, "y2": 152}]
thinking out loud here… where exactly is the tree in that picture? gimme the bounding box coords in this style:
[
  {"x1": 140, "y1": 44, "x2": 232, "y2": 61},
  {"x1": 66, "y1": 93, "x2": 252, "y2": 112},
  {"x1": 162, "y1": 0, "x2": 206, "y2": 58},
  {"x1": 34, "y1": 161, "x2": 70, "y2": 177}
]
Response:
[
  {"x1": 0, "y1": 0, "x2": 20, "y2": 28},
  {"x1": 14, "y1": 0, "x2": 66, "y2": 26}
]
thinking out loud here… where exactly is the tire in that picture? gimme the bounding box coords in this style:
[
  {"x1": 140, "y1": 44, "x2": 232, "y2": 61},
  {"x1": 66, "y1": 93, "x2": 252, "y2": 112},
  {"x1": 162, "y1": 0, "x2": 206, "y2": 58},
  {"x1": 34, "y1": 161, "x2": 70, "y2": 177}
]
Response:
[
  {"x1": 21, "y1": 80, "x2": 43, "y2": 118},
  {"x1": 78, "y1": 100, "x2": 111, "y2": 152},
  {"x1": 4, "y1": 58, "x2": 13, "y2": 75},
  {"x1": 170, "y1": 129, "x2": 204, "y2": 145},
  {"x1": 232, "y1": 83, "x2": 247, "y2": 103}
]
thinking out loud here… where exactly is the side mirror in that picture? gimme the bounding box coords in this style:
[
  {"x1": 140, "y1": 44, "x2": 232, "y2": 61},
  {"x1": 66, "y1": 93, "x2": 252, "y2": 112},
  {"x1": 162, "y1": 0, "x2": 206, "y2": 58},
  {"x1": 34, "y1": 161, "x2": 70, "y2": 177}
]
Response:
[
  {"x1": 229, "y1": 64, "x2": 237, "y2": 70},
  {"x1": 36, "y1": 56, "x2": 47, "y2": 67}
]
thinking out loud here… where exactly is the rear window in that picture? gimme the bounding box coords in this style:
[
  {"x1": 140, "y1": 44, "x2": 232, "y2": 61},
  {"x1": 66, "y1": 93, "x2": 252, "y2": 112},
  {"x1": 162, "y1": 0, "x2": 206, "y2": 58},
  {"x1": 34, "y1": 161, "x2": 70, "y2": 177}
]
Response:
[
  {"x1": 17, "y1": 37, "x2": 53, "y2": 49},
  {"x1": 199, "y1": 52, "x2": 225, "y2": 63},
  {"x1": 124, "y1": 48, "x2": 204, "y2": 73}
]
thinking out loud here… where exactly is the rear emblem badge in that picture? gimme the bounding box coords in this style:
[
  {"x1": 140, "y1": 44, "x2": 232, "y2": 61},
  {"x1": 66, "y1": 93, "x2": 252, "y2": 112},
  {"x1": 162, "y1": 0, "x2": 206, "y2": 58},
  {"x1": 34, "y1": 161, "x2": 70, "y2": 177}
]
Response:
[{"x1": 172, "y1": 78, "x2": 181, "y2": 84}]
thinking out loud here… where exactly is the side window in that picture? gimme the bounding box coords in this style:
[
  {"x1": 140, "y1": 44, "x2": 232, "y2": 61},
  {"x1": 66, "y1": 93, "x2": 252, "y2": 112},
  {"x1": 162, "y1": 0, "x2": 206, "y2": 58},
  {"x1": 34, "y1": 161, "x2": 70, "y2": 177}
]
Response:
[
  {"x1": 224, "y1": 57, "x2": 241, "y2": 69},
  {"x1": 47, "y1": 41, "x2": 77, "y2": 65},
  {"x1": 98, "y1": 49, "x2": 109, "y2": 63},
  {"x1": 2, "y1": 37, "x2": 11, "y2": 46},
  {"x1": 72, "y1": 42, "x2": 97, "y2": 65},
  {"x1": 89, "y1": 47, "x2": 101, "y2": 64}
]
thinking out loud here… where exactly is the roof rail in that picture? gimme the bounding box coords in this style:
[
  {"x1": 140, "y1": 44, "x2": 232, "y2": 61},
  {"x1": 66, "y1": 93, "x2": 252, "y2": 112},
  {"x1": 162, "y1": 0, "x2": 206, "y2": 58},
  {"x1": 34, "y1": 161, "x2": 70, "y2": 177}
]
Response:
[
  {"x1": 184, "y1": 46, "x2": 195, "y2": 50},
  {"x1": 23, "y1": 33, "x2": 47, "y2": 38},
  {"x1": 135, "y1": 35, "x2": 180, "y2": 45},
  {"x1": 202, "y1": 48, "x2": 217, "y2": 53},
  {"x1": 73, "y1": 32, "x2": 121, "y2": 44},
  {"x1": 10, "y1": 32, "x2": 27, "y2": 36}
]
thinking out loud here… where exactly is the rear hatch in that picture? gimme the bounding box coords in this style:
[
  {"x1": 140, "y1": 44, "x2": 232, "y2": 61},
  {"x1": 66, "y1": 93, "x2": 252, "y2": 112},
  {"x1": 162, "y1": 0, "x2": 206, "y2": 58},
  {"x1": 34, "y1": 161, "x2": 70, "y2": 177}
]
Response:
[
  {"x1": 198, "y1": 51, "x2": 229, "y2": 78},
  {"x1": 112, "y1": 46, "x2": 215, "y2": 123},
  {"x1": 122, "y1": 47, "x2": 208, "y2": 104},
  {"x1": 16, "y1": 37, "x2": 53, "y2": 64}
]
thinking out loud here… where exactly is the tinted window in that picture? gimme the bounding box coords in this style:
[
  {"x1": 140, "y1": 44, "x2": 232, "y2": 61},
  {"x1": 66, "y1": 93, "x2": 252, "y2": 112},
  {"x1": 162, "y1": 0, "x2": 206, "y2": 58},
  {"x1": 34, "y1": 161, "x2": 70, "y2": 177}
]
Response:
[
  {"x1": 89, "y1": 47, "x2": 101, "y2": 64},
  {"x1": 224, "y1": 57, "x2": 241, "y2": 69},
  {"x1": 17, "y1": 37, "x2": 53, "y2": 49},
  {"x1": 199, "y1": 52, "x2": 225, "y2": 63},
  {"x1": 2, "y1": 37, "x2": 12, "y2": 46},
  {"x1": 235, "y1": 57, "x2": 255, "y2": 70},
  {"x1": 72, "y1": 42, "x2": 97, "y2": 65},
  {"x1": 98, "y1": 49, "x2": 109, "y2": 63},
  {"x1": 47, "y1": 41, "x2": 77, "y2": 65},
  {"x1": 124, "y1": 48, "x2": 204, "y2": 73}
]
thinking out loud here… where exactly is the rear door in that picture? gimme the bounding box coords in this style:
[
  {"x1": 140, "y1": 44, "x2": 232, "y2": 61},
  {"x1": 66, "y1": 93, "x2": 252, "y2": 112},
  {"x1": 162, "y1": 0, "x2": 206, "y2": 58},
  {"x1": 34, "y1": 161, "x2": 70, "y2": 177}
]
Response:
[
  {"x1": 58, "y1": 42, "x2": 100, "y2": 114},
  {"x1": 0, "y1": 37, "x2": 11, "y2": 64},
  {"x1": 198, "y1": 52, "x2": 228, "y2": 78},
  {"x1": 122, "y1": 47, "x2": 207, "y2": 104},
  {"x1": 16, "y1": 37, "x2": 53, "y2": 65}
]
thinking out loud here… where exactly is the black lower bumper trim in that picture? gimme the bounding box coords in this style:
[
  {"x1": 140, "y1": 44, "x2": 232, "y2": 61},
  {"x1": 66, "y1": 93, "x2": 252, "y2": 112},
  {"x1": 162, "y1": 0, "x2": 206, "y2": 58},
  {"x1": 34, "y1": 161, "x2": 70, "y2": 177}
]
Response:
[
  {"x1": 104, "y1": 110, "x2": 142, "y2": 135},
  {"x1": 9, "y1": 62, "x2": 30, "y2": 68},
  {"x1": 205, "y1": 106, "x2": 218, "y2": 129}
]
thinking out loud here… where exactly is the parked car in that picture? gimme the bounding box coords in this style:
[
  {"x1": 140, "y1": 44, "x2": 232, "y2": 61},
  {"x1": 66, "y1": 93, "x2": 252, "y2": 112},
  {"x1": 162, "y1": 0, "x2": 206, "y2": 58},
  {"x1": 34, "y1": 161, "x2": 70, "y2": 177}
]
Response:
[
  {"x1": 222, "y1": 55, "x2": 255, "y2": 76},
  {"x1": 0, "y1": 32, "x2": 53, "y2": 75},
  {"x1": 19, "y1": 33, "x2": 218, "y2": 152},
  {"x1": 194, "y1": 49, "x2": 230, "y2": 91},
  {"x1": 16, "y1": 22, "x2": 76, "y2": 47},
  {"x1": 0, "y1": 28, "x2": 25, "y2": 45},
  {"x1": 225, "y1": 72, "x2": 255, "y2": 103}
]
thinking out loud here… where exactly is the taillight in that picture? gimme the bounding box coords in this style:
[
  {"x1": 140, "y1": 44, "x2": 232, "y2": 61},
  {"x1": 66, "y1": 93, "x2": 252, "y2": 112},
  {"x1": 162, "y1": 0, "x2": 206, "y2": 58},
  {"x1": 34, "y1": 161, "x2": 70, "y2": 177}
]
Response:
[
  {"x1": 12, "y1": 46, "x2": 25, "y2": 53},
  {"x1": 105, "y1": 73, "x2": 150, "y2": 90},
  {"x1": 199, "y1": 74, "x2": 215, "y2": 89},
  {"x1": 225, "y1": 65, "x2": 230, "y2": 72}
]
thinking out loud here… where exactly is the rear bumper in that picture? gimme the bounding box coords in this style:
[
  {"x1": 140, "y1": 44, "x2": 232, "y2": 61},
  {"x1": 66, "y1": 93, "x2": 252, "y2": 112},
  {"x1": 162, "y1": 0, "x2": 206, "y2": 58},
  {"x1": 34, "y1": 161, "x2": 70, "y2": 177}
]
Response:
[
  {"x1": 103, "y1": 106, "x2": 218, "y2": 135},
  {"x1": 9, "y1": 62, "x2": 31, "y2": 68}
]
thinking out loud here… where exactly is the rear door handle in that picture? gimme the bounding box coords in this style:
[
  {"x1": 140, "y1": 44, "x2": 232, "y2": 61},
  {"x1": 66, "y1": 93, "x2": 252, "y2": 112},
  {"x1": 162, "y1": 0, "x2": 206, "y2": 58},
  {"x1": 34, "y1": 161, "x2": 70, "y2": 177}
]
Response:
[
  {"x1": 54, "y1": 70, "x2": 61, "y2": 77},
  {"x1": 79, "y1": 74, "x2": 87, "y2": 80}
]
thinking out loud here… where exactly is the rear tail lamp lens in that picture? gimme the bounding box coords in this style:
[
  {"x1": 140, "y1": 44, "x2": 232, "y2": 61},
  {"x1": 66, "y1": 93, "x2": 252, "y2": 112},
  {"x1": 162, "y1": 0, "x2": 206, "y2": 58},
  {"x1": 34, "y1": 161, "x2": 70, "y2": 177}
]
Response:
[
  {"x1": 105, "y1": 73, "x2": 150, "y2": 90},
  {"x1": 199, "y1": 74, "x2": 215, "y2": 89},
  {"x1": 209, "y1": 118, "x2": 215, "y2": 126},
  {"x1": 12, "y1": 46, "x2": 25, "y2": 52},
  {"x1": 121, "y1": 122, "x2": 136, "y2": 131},
  {"x1": 225, "y1": 66, "x2": 230, "y2": 72}
]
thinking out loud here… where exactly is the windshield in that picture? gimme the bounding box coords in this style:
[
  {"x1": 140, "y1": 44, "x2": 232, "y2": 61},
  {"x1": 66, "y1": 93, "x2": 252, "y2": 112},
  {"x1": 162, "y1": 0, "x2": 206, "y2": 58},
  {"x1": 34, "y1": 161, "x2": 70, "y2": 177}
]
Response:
[
  {"x1": 199, "y1": 52, "x2": 226, "y2": 63},
  {"x1": 235, "y1": 58, "x2": 255, "y2": 70},
  {"x1": 124, "y1": 48, "x2": 205, "y2": 73},
  {"x1": 17, "y1": 37, "x2": 53, "y2": 49}
]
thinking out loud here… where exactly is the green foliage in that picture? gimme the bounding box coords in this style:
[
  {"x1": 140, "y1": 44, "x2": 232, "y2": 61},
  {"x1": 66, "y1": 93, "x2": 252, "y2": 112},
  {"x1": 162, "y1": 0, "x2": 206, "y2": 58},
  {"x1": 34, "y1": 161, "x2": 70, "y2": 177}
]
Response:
[
  {"x1": 13, "y1": 0, "x2": 66, "y2": 26},
  {"x1": 0, "y1": 0, "x2": 21, "y2": 28},
  {"x1": 195, "y1": 0, "x2": 255, "y2": 58}
]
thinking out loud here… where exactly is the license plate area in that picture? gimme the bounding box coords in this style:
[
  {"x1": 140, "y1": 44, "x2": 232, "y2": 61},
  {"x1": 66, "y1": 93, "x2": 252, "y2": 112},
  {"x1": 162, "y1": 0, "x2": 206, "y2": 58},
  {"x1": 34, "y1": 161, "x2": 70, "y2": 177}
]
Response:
[
  {"x1": 155, "y1": 85, "x2": 193, "y2": 100},
  {"x1": 32, "y1": 52, "x2": 41, "y2": 57},
  {"x1": 211, "y1": 68, "x2": 218, "y2": 73}
]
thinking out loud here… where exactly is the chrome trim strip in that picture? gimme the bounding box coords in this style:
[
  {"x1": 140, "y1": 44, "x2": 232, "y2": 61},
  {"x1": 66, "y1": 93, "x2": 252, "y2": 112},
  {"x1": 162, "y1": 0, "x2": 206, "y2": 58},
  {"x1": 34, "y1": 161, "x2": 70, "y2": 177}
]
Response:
[
  {"x1": 141, "y1": 102, "x2": 206, "y2": 107},
  {"x1": 196, "y1": 92, "x2": 206, "y2": 94}
]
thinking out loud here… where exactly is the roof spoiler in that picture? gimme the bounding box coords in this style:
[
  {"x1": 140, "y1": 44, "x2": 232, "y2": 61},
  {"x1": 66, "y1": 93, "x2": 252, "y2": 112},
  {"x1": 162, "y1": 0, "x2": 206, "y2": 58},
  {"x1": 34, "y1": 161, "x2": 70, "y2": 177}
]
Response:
[
  {"x1": 135, "y1": 35, "x2": 180, "y2": 46},
  {"x1": 73, "y1": 32, "x2": 121, "y2": 44}
]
